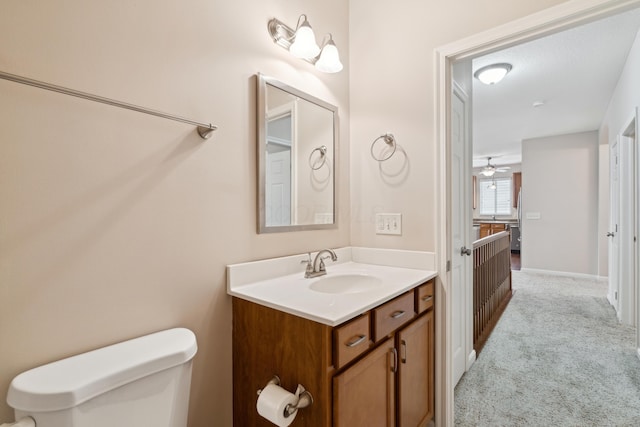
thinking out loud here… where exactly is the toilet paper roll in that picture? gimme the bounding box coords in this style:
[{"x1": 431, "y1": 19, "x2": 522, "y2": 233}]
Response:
[{"x1": 256, "y1": 383, "x2": 298, "y2": 427}]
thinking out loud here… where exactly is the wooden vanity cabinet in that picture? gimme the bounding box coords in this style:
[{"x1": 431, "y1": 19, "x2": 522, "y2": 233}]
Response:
[{"x1": 232, "y1": 279, "x2": 435, "y2": 427}]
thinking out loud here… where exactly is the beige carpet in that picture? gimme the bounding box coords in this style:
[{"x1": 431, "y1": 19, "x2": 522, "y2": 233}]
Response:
[{"x1": 454, "y1": 270, "x2": 640, "y2": 426}]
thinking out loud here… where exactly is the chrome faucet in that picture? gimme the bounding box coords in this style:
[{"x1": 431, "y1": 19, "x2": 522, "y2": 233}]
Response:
[{"x1": 301, "y1": 249, "x2": 338, "y2": 278}]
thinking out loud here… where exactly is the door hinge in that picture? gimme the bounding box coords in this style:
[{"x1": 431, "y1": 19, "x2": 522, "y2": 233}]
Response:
[
  {"x1": 446, "y1": 260, "x2": 451, "y2": 272},
  {"x1": 615, "y1": 291, "x2": 618, "y2": 300}
]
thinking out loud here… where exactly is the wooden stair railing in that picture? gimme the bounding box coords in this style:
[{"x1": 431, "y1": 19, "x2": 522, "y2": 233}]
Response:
[{"x1": 472, "y1": 230, "x2": 513, "y2": 354}]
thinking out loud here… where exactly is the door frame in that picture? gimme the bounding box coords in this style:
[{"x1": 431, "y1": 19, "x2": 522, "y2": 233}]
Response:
[{"x1": 434, "y1": 0, "x2": 640, "y2": 425}]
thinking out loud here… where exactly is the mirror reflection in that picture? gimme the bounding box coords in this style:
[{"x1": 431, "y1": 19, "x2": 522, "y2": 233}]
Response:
[{"x1": 258, "y1": 74, "x2": 337, "y2": 233}]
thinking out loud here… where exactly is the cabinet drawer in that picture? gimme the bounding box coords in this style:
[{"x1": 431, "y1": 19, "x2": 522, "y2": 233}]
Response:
[
  {"x1": 373, "y1": 291, "x2": 416, "y2": 341},
  {"x1": 334, "y1": 313, "x2": 372, "y2": 369},
  {"x1": 415, "y1": 280, "x2": 434, "y2": 314}
]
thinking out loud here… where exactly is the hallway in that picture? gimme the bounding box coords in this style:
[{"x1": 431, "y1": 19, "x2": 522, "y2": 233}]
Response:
[
  {"x1": 455, "y1": 271, "x2": 640, "y2": 426},
  {"x1": 511, "y1": 251, "x2": 521, "y2": 271}
]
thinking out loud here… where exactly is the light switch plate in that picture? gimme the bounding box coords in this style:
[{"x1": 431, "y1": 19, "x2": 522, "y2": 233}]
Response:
[
  {"x1": 376, "y1": 213, "x2": 402, "y2": 235},
  {"x1": 526, "y1": 212, "x2": 541, "y2": 220}
]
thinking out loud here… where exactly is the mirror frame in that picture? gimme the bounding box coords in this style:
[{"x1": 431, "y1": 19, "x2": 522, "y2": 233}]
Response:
[{"x1": 257, "y1": 73, "x2": 339, "y2": 233}]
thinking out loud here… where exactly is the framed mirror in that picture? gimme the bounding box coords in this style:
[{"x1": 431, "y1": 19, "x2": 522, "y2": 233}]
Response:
[{"x1": 257, "y1": 74, "x2": 338, "y2": 233}]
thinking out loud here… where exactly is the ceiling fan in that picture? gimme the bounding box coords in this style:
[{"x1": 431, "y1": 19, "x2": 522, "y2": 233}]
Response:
[{"x1": 479, "y1": 157, "x2": 511, "y2": 177}]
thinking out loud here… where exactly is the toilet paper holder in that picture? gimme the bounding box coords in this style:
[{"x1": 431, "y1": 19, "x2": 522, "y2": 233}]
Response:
[{"x1": 257, "y1": 375, "x2": 314, "y2": 418}]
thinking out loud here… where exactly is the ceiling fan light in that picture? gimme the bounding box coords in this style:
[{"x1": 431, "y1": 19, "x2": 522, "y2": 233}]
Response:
[
  {"x1": 474, "y1": 63, "x2": 512, "y2": 85},
  {"x1": 480, "y1": 169, "x2": 496, "y2": 177}
]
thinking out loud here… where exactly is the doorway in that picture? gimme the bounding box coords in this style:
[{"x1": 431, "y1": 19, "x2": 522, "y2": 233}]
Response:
[{"x1": 435, "y1": 0, "x2": 640, "y2": 424}]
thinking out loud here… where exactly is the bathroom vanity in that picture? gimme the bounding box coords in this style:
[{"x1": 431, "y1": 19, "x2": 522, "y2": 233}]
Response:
[{"x1": 228, "y1": 248, "x2": 437, "y2": 427}]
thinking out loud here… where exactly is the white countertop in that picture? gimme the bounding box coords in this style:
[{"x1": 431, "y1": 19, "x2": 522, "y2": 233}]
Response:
[{"x1": 227, "y1": 248, "x2": 437, "y2": 326}]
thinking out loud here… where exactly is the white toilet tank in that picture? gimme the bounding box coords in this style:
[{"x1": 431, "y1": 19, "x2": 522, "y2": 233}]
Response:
[{"x1": 6, "y1": 328, "x2": 197, "y2": 427}]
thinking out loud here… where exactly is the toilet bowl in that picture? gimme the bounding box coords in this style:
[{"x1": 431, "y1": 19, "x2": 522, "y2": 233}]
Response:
[{"x1": 4, "y1": 328, "x2": 197, "y2": 427}]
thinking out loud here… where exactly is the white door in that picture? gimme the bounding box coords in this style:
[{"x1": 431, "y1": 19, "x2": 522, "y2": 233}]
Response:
[
  {"x1": 265, "y1": 146, "x2": 292, "y2": 226},
  {"x1": 634, "y1": 108, "x2": 640, "y2": 355},
  {"x1": 618, "y1": 111, "x2": 638, "y2": 327},
  {"x1": 609, "y1": 140, "x2": 620, "y2": 312},
  {"x1": 451, "y1": 83, "x2": 473, "y2": 386}
]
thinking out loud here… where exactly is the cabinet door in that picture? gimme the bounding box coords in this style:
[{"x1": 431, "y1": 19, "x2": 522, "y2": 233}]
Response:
[
  {"x1": 491, "y1": 223, "x2": 506, "y2": 233},
  {"x1": 397, "y1": 311, "x2": 434, "y2": 427},
  {"x1": 333, "y1": 339, "x2": 396, "y2": 427},
  {"x1": 479, "y1": 223, "x2": 491, "y2": 238}
]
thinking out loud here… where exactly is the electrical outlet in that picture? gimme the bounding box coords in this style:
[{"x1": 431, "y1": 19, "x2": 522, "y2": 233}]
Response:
[{"x1": 376, "y1": 213, "x2": 402, "y2": 235}]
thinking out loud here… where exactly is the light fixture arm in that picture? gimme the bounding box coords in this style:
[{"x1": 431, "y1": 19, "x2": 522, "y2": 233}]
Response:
[{"x1": 294, "y1": 14, "x2": 309, "y2": 31}]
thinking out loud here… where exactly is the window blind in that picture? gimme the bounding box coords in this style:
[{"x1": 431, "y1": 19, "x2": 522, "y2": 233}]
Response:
[{"x1": 479, "y1": 177, "x2": 511, "y2": 215}]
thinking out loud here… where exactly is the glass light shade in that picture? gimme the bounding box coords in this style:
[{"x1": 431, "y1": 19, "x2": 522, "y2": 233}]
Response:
[
  {"x1": 474, "y1": 63, "x2": 512, "y2": 85},
  {"x1": 489, "y1": 182, "x2": 497, "y2": 190},
  {"x1": 289, "y1": 21, "x2": 320, "y2": 59},
  {"x1": 315, "y1": 40, "x2": 343, "y2": 73},
  {"x1": 480, "y1": 168, "x2": 496, "y2": 177}
]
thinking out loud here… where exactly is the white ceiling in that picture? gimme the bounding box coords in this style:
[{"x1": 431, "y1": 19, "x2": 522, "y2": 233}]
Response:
[{"x1": 472, "y1": 8, "x2": 640, "y2": 168}]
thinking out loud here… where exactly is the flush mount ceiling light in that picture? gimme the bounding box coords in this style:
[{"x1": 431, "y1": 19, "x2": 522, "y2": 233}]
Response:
[
  {"x1": 268, "y1": 15, "x2": 343, "y2": 73},
  {"x1": 474, "y1": 63, "x2": 512, "y2": 85}
]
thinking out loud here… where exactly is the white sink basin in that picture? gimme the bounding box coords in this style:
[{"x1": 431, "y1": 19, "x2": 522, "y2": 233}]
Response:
[{"x1": 309, "y1": 274, "x2": 384, "y2": 294}]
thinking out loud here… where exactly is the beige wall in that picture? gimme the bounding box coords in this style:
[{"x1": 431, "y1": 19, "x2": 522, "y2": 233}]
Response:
[
  {"x1": 0, "y1": 1, "x2": 349, "y2": 426},
  {"x1": 521, "y1": 131, "x2": 599, "y2": 275},
  {"x1": 0, "y1": 0, "x2": 571, "y2": 426},
  {"x1": 348, "y1": 0, "x2": 565, "y2": 251}
]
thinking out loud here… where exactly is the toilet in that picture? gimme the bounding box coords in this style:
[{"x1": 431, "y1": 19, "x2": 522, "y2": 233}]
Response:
[{"x1": 4, "y1": 328, "x2": 197, "y2": 427}]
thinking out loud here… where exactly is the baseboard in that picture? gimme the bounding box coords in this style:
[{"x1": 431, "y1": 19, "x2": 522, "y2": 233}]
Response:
[
  {"x1": 520, "y1": 268, "x2": 601, "y2": 281},
  {"x1": 607, "y1": 292, "x2": 616, "y2": 307},
  {"x1": 467, "y1": 349, "x2": 477, "y2": 370}
]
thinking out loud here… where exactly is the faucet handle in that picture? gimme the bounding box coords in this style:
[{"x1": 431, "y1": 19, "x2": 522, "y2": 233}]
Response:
[{"x1": 301, "y1": 253, "x2": 313, "y2": 274}]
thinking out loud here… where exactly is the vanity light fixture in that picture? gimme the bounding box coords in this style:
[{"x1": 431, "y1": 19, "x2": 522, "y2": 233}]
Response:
[
  {"x1": 267, "y1": 15, "x2": 343, "y2": 73},
  {"x1": 474, "y1": 63, "x2": 512, "y2": 85},
  {"x1": 315, "y1": 34, "x2": 343, "y2": 73}
]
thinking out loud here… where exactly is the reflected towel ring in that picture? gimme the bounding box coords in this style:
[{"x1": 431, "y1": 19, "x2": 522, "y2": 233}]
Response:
[
  {"x1": 370, "y1": 133, "x2": 397, "y2": 161},
  {"x1": 309, "y1": 145, "x2": 328, "y2": 170}
]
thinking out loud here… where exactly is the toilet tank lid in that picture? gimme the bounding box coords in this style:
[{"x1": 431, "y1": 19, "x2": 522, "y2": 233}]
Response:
[{"x1": 7, "y1": 328, "x2": 197, "y2": 412}]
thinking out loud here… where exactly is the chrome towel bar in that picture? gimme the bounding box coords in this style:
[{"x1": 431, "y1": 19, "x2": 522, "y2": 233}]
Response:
[{"x1": 0, "y1": 70, "x2": 218, "y2": 139}]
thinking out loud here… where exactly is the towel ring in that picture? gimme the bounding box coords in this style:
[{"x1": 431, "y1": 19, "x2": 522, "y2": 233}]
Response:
[
  {"x1": 309, "y1": 145, "x2": 328, "y2": 170},
  {"x1": 370, "y1": 133, "x2": 397, "y2": 162}
]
